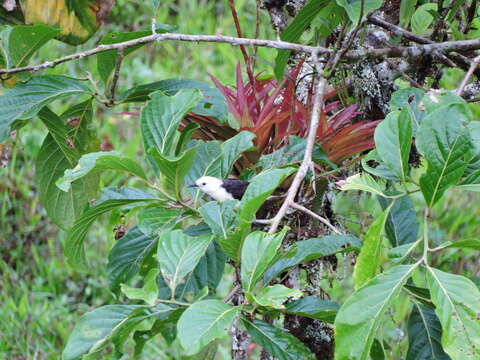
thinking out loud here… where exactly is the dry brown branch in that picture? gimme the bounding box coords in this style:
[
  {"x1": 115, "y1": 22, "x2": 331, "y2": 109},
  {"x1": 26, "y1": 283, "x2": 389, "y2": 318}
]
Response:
[{"x1": 108, "y1": 48, "x2": 125, "y2": 105}]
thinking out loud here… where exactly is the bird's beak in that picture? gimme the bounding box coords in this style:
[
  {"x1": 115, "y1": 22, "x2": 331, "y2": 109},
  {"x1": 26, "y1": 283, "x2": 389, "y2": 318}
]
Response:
[{"x1": 188, "y1": 184, "x2": 198, "y2": 188}]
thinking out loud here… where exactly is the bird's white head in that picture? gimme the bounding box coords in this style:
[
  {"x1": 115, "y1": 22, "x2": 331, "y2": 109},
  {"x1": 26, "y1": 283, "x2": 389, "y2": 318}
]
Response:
[{"x1": 190, "y1": 176, "x2": 234, "y2": 202}]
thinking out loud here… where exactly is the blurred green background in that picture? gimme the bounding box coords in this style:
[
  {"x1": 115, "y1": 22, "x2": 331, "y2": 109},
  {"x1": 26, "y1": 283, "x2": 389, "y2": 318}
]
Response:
[{"x1": 1, "y1": 0, "x2": 478, "y2": 359}]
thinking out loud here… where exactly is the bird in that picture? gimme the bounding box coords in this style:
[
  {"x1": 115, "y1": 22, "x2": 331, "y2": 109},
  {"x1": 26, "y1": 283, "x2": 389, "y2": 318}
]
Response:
[{"x1": 189, "y1": 176, "x2": 249, "y2": 202}]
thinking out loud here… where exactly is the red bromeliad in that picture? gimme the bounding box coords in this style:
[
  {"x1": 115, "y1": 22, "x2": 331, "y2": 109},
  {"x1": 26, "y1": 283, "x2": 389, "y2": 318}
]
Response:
[{"x1": 205, "y1": 63, "x2": 380, "y2": 163}]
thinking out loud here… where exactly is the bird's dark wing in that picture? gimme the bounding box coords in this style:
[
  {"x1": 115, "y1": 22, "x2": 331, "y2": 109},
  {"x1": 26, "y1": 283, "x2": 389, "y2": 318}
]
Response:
[{"x1": 221, "y1": 180, "x2": 249, "y2": 200}]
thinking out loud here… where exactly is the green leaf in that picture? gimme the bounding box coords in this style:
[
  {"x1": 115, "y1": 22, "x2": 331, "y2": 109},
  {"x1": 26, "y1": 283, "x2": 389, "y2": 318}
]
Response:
[
  {"x1": 389, "y1": 88, "x2": 425, "y2": 129},
  {"x1": 63, "y1": 304, "x2": 175, "y2": 360},
  {"x1": 241, "y1": 229, "x2": 288, "y2": 294},
  {"x1": 426, "y1": 267, "x2": 480, "y2": 359},
  {"x1": 149, "y1": 147, "x2": 197, "y2": 200},
  {"x1": 137, "y1": 207, "x2": 183, "y2": 236},
  {"x1": 157, "y1": 230, "x2": 212, "y2": 295},
  {"x1": 274, "y1": 0, "x2": 330, "y2": 79},
  {"x1": 107, "y1": 226, "x2": 156, "y2": 292},
  {"x1": 259, "y1": 135, "x2": 335, "y2": 171},
  {"x1": 340, "y1": 173, "x2": 387, "y2": 197},
  {"x1": 399, "y1": 0, "x2": 418, "y2": 28},
  {"x1": 199, "y1": 200, "x2": 239, "y2": 238},
  {"x1": 374, "y1": 109, "x2": 413, "y2": 182},
  {"x1": 177, "y1": 300, "x2": 239, "y2": 355},
  {"x1": 121, "y1": 268, "x2": 159, "y2": 306},
  {"x1": 1, "y1": 24, "x2": 60, "y2": 69},
  {"x1": 416, "y1": 105, "x2": 472, "y2": 207},
  {"x1": 411, "y1": 3, "x2": 436, "y2": 35},
  {"x1": 253, "y1": 285, "x2": 303, "y2": 309},
  {"x1": 335, "y1": 264, "x2": 419, "y2": 360},
  {"x1": 186, "y1": 131, "x2": 255, "y2": 205},
  {"x1": 66, "y1": 187, "x2": 157, "y2": 271},
  {"x1": 36, "y1": 102, "x2": 99, "y2": 230},
  {"x1": 433, "y1": 239, "x2": 480, "y2": 251},
  {"x1": 226, "y1": 167, "x2": 296, "y2": 260},
  {"x1": 243, "y1": 319, "x2": 315, "y2": 360},
  {"x1": 0, "y1": 75, "x2": 92, "y2": 142},
  {"x1": 56, "y1": 151, "x2": 147, "y2": 192},
  {"x1": 336, "y1": 0, "x2": 382, "y2": 24},
  {"x1": 97, "y1": 25, "x2": 173, "y2": 84},
  {"x1": 264, "y1": 234, "x2": 361, "y2": 283},
  {"x1": 353, "y1": 205, "x2": 392, "y2": 289},
  {"x1": 141, "y1": 89, "x2": 203, "y2": 156},
  {"x1": 119, "y1": 78, "x2": 228, "y2": 122},
  {"x1": 362, "y1": 149, "x2": 399, "y2": 180},
  {"x1": 407, "y1": 303, "x2": 451, "y2": 360},
  {"x1": 284, "y1": 296, "x2": 339, "y2": 323},
  {"x1": 378, "y1": 195, "x2": 419, "y2": 246},
  {"x1": 171, "y1": 239, "x2": 227, "y2": 300}
]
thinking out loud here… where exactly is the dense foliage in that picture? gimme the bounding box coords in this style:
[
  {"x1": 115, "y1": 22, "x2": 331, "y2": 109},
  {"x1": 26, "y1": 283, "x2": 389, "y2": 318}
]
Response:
[{"x1": 1, "y1": 0, "x2": 480, "y2": 359}]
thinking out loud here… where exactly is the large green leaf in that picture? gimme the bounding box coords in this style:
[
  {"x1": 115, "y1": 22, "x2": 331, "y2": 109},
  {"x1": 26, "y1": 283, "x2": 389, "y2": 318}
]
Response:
[
  {"x1": 353, "y1": 205, "x2": 392, "y2": 289},
  {"x1": 121, "y1": 268, "x2": 159, "y2": 306},
  {"x1": 198, "y1": 200, "x2": 239, "y2": 238},
  {"x1": 1, "y1": 24, "x2": 60, "y2": 69},
  {"x1": 186, "y1": 131, "x2": 255, "y2": 205},
  {"x1": 274, "y1": 0, "x2": 330, "y2": 79},
  {"x1": 253, "y1": 285, "x2": 303, "y2": 309},
  {"x1": 149, "y1": 147, "x2": 197, "y2": 200},
  {"x1": 426, "y1": 267, "x2": 480, "y2": 359},
  {"x1": 119, "y1": 78, "x2": 228, "y2": 121},
  {"x1": 259, "y1": 135, "x2": 335, "y2": 171},
  {"x1": 141, "y1": 89, "x2": 203, "y2": 156},
  {"x1": 137, "y1": 207, "x2": 183, "y2": 236},
  {"x1": 406, "y1": 303, "x2": 451, "y2": 360},
  {"x1": 178, "y1": 240, "x2": 226, "y2": 298},
  {"x1": 243, "y1": 319, "x2": 315, "y2": 360},
  {"x1": 399, "y1": 0, "x2": 418, "y2": 28},
  {"x1": 97, "y1": 25, "x2": 174, "y2": 84},
  {"x1": 63, "y1": 304, "x2": 175, "y2": 360},
  {"x1": 106, "y1": 226, "x2": 156, "y2": 292},
  {"x1": 340, "y1": 173, "x2": 387, "y2": 197},
  {"x1": 56, "y1": 151, "x2": 147, "y2": 192},
  {"x1": 334, "y1": 264, "x2": 419, "y2": 360},
  {"x1": 177, "y1": 300, "x2": 239, "y2": 355},
  {"x1": 157, "y1": 230, "x2": 212, "y2": 295},
  {"x1": 264, "y1": 234, "x2": 361, "y2": 283},
  {"x1": 0, "y1": 75, "x2": 92, "y2": 141},
  {"x1": 66, "y1": 187, "x2": 157, "y2": 271},
  {"x1": 241, "y1": 229, "x2": 288, "y2": 294},
  {"x1": 416, "y1": 105, "x2": 472, "y2": 206},
  {"x1": 336, "y1": 0, "x2": 382, "y2": 23},
  {"x1": 36, "y1": 102, "x2": 99, "y2": 230},
  {"x1": 374, "y1": 108, "x2": 412, "y2": 182},
  {"x1": 226, "y1": 167, "x2": 296, "y2": 260},
  {"x1": 284, "y1": 296, "x2": 339, "y2": 324},
  {"x1": 378, "y1": 195, "x2": 418, "y2": 246}
]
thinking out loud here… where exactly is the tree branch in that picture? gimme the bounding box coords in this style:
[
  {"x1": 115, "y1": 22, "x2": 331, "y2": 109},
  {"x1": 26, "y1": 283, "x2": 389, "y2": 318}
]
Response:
[
  {"x1": 457, "y1": 55, "x2": 480, "y2": 96},
  {"x1": 290, "y1": 202, "x2": 342, "y2": 235},
  {"x1": 268, "y1": 53, "x2": 326, "y2": 234},
  {"x1": 4, "y1": 31, "x2": 480, "y2": 76},
  {"x1": 108, "y1": 48, "x2": 125, "y2": 105}
]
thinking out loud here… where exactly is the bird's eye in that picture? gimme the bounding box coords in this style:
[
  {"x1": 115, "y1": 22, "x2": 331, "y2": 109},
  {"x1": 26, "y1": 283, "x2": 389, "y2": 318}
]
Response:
[{"x1": 202, "y1": 182, "x2": 206, "y2": 186}]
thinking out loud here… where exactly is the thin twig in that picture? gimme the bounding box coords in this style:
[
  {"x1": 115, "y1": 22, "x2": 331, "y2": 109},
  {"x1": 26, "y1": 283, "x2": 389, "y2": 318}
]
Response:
[
  {"x1": 457, "y1": 55, "x2": 480, "y2": 96},
  {"x1": 0, "y1": 33, "x2": 324, "y2": 75},
  {"x1": 5, "y1": 32, "x2": 480, "y2": 75},
  {"x1": 326, "y1": 0, "x2": 365, "y2": 76},
  {"x1": 367, "y1": 14, "x2": 475, "y2": 73},
  {"x1": 268, "y1": 53, "x2": 326, "y2": 234},
  {"x1": 290, "y1": 202, "x2": 342, "y2": 235},
  {"x1": 108, "y1": 48, "x2": 125, "y2": 105}
]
